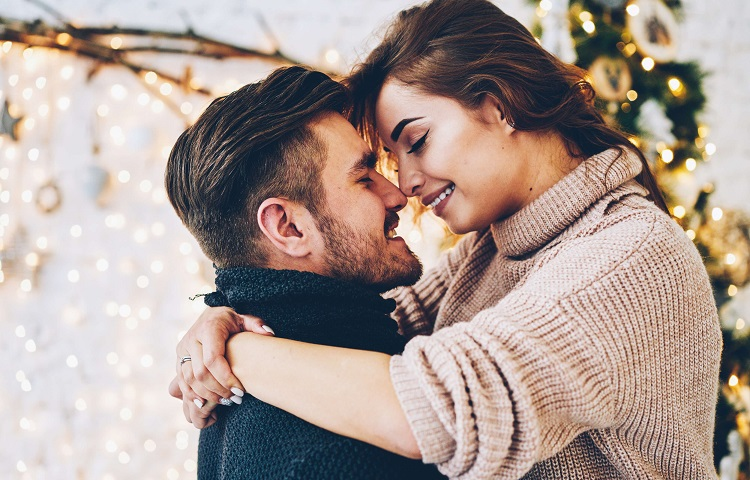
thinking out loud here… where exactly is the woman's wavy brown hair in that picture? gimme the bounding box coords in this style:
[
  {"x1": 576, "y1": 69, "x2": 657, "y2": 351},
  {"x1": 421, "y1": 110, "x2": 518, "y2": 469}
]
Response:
[{"x1": 345, "y1": 0, "x2": 668, "y2": 213}]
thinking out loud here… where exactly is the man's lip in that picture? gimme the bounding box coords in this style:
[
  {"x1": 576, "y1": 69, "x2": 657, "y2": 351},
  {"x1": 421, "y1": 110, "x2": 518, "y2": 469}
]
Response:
[{"x1": 421, "y1": 184, "x2": 453, "y2": 207}]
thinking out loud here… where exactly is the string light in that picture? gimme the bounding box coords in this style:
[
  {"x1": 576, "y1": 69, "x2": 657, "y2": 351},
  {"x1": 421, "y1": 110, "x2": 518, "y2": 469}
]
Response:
[
  {"x1": 68, "y1": 270, "x2": 80, "y2": 283},
  {"x1": 729, "y1": 375, "x2": 739, "y2": 387},
  {"x1": 56, "y1": 33, "x2": 72, "y2": 46},
  {"x1": 641, "y1": 57, "x2": 655, "y2": 71},
  {"x1": 626, "y1": 4, "x2": 640, "y2": 16},
  {"x1": 685, "y1": 158, "x2": 697, "y2": 171},
  {"x1": 110, "y1": 37, "x2": 123, "y2": 50},
  {"x1": 660, "y1": 149, "x2": 674, "y2": 163},
  {"x1": 737, "y1": 319, "x2": 745, "y2": 330},
  {"x1": 728, "y1": 285, "x2": 738, "y2": 297},
  {"x1": 672, "y1": 205, "x2": 686, "y2": 219},
  {"x1": 712, "y1": 207, "x2": 724, "y2": 221},
  {"x1": 668, "y1": 77, "x2": 685, "y2": 97},
  {"x1": 57, "y1": 97, "x2": 71, "y2": 110},
  {"x1": 110, "y1": 84, "x2": 128, "y2": 100},
  {"x1": 60, "y1": 65, "x2": 75, "y2": 79},
  {"x1": 144, "y1": 71, "x2": 158, "y2": 84}
]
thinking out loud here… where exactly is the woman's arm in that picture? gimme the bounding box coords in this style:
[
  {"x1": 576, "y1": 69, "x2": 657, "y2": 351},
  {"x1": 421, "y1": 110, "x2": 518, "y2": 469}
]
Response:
[
  {"x1": 388, "y1": 231, "x2": 479, "y2": 338},
  {"x1": 223, "y1": 333, "x2": 421, "y2": 459}
]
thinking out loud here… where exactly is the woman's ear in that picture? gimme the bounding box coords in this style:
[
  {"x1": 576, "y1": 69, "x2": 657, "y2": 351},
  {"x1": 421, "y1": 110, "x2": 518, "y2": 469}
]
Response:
[
  {"x1": 257, "y1": 198, "x2": 316, "y2": 258},
  {"x1": 479, "y1": 93, "x2": 515, "y2": 134}
]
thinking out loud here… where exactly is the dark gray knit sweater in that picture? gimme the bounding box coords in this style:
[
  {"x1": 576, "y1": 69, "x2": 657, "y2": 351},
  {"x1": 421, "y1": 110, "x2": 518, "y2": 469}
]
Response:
[{"x1": 197, "y1": 267, "x2": 445, "y2": 480}]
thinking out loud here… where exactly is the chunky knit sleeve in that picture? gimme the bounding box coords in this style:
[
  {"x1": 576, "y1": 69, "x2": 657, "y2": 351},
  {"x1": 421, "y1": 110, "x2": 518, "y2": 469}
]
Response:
[
  {"x1": 388, "y1": 232, "x2": 482, "y2": 339},
  {"x1": 389, "y1": 210, "x2": 721, "y2": 479}
]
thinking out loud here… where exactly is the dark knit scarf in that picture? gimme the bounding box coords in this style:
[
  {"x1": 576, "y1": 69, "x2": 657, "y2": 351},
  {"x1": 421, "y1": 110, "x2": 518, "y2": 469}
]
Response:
[{"x1": 203, "y1": 267, "x2": 406, "y2": 354}]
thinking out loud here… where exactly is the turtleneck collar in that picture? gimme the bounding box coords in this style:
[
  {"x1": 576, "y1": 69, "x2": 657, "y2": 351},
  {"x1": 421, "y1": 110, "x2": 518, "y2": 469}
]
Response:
[
  {"x1": 491, "y1": 148, "x2": 646, "y2": 257},
  {"x1": 203, "y1": 267, "x2": 405, "y2": 354}
]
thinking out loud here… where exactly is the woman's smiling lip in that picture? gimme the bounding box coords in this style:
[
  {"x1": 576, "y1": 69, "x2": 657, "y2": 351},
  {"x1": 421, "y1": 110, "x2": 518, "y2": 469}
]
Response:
[{"x1": 421, "y1": 183, "x2": 455, "y2": 208}]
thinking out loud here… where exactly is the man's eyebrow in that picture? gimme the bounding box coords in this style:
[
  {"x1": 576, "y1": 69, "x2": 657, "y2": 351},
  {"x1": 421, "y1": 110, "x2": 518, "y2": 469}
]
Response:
[
  {"x1": 348, "y1": 151, "x2": 378, "y2": 177},
  {"x1": 390, "y1": 117, "x2": 424, "y2": 142}
]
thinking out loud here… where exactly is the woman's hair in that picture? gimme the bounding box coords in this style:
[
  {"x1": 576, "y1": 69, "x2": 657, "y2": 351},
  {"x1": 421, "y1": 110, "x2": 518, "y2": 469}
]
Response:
[{"x1": 346, "y1": 0, "x2": 668, "y2": 212}]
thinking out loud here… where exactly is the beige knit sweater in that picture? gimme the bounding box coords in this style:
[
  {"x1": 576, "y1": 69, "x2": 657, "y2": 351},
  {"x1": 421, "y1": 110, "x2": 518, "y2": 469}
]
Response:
[{"x1": 389, "y1": 148, "x2": 722, "y2": 479}]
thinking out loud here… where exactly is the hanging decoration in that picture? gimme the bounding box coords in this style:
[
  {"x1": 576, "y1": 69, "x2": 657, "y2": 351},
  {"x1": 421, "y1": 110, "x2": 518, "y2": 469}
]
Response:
[
  {"x1": 588, "y1": 56, "x2": 632, "y2": 101},
  {"x1": 0, "y1": 99, "x2": 23, "y2": 141},
  {"x1": 591, "y1": 0, "x2": 627, "y2": 7},
  {"x1": 626, "y1": 0, "x2": 680, "y2": 63},
  {"x1": 35, "y1": 179, "x2": 63, "y2": 214}
]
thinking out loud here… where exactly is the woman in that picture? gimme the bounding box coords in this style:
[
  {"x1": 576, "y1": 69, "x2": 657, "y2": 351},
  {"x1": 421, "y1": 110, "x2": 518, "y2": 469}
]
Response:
[{"x1": 172, "y1": 0, "x2": 721, "y2": 477}]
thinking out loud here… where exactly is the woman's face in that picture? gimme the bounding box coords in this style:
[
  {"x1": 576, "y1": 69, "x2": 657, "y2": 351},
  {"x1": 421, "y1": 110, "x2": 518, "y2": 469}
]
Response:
[{"x1": 375, "y1": 80, "x2": 535, "y2": 234}]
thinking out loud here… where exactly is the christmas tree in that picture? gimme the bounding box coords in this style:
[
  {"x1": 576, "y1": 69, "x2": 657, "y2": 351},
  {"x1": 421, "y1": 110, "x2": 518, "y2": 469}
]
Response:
[{"x1": 531, "y1": 0, "x2": 750, "y2": 475}]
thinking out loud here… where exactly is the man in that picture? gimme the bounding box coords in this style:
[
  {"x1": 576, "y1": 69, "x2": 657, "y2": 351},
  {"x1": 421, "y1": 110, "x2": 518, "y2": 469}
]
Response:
[{"x1": 165, "y1": 66, "x2": 440, "y2": 479}]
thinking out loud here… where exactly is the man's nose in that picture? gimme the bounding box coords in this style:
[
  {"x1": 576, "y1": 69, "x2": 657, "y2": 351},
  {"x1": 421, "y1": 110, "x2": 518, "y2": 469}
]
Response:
[{"x1": 372, "y1": 173, "x2": 407, "y2": 212}]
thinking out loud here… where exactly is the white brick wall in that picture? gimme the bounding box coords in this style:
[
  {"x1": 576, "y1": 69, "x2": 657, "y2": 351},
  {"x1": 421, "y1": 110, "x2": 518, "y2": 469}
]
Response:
[{"x1": 0, "y1": 1, "x2": 746, "y2": 478}]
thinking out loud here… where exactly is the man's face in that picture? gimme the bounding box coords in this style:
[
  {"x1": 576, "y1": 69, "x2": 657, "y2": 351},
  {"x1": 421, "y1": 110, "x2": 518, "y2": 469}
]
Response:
[{"x1": 310, "y1": 113, "x2": 422, "y2": 291}]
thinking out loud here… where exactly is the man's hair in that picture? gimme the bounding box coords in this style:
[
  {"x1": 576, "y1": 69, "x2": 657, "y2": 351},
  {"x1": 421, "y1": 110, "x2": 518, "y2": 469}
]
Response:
[{"x1": 165, "y1": 66, "x2": 350, "y2": 267}]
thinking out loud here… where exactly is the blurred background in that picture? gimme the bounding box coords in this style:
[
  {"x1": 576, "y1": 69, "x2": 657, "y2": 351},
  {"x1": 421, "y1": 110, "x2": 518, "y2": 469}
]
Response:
[{"x1": 0, "y1": 0, "x2": 749, "y2": 478}]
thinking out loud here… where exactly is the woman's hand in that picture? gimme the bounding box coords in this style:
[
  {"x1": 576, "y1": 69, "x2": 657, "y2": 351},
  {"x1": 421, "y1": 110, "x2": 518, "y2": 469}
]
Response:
[{"x1": 169, "y1": 306, "x2": 275, "y2": 427}]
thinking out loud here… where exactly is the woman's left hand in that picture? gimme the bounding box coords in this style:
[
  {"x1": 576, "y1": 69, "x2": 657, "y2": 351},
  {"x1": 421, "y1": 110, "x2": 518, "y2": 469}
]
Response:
[{"x1": 169, "y1": 306, "x2": 275, "y2": 427}]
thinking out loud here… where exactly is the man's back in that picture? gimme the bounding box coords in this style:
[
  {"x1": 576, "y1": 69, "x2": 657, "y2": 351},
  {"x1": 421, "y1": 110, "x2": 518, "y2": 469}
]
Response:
[{"x1": 196, "y1": 268, "x2": 443, "y2": 480}]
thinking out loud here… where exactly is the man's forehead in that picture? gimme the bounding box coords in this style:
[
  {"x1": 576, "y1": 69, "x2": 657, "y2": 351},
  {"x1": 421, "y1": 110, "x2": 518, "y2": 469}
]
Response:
[{"x1": 312, "y1": 113, "x2": 372, "y2": 174}]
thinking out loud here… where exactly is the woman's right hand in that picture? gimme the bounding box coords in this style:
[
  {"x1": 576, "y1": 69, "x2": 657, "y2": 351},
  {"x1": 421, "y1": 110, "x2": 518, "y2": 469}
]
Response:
[{"x1": 170, "y1": 306, "x2": 275, "y2": 427}]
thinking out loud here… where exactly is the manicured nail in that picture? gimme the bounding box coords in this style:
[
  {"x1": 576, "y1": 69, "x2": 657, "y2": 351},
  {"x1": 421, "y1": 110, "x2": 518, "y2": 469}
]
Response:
[
  {"x1": 261, "y1": 325, "x2": 275, "y2": 335},
  {"x1": 193, "y1": 399, "x2": 204, "y2": 409},
  {"x1": 230, "y1": 395, "x2": 243, "y2": 405},
  {"x1": 230, "y1": 387, "x2": 244, "y2": 397}
]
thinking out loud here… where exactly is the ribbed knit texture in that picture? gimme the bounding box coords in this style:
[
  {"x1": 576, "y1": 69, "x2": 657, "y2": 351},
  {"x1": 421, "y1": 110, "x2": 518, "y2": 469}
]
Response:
[
  {"x1": 199, "y1": 268, "x2": 445, "y2": 479},
  {"x1": 389, "y1": 148, "x2": 722, "y2": 479}
]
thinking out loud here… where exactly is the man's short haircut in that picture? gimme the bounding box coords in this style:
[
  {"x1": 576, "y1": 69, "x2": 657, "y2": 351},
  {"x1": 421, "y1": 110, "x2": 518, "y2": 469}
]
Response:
[{"x1": 165, "y1": 66, "x2": 350, "y2": 267}]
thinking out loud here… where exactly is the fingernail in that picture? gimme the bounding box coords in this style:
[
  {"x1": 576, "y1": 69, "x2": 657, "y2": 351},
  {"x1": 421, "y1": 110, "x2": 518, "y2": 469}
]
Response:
[
  {"x1": 231, "y1": 387, "x2": 245, "y2": 397},
  {"x1": 230, "y1": 395, "x2": 243, "y2": 405},
  {"x1": 193, "y1": 399, "x2": 204, "y2": 409},
  {"x1": 261, "y1": 325, "x2": 275, "y2": 335}
]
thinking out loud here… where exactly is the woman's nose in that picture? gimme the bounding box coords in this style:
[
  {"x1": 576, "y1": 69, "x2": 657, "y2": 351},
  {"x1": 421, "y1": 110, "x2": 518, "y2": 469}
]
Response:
[{"x1": 397, "y1": 162, "x2": 424, "y2": 198}]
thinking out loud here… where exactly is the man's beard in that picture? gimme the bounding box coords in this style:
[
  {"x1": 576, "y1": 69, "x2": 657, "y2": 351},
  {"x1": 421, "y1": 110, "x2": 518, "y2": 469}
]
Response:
[{"x1": 314, "y1": 209, "x2": 423, "y2": 291}]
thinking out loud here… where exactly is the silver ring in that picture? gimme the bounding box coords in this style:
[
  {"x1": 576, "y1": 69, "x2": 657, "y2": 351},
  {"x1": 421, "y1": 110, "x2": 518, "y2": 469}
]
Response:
[
  {"x1": 219, "y1": 397, "x2": 233, "y2": 406},
  {"x1": 179, "y1": 356, "x2": 192, "y2": 365}
]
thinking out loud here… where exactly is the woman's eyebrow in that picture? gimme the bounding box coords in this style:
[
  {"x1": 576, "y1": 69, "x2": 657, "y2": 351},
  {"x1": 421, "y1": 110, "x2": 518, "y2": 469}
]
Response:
[{"x1": 390, "y1": 117, "x2": 424, "y2": 142}]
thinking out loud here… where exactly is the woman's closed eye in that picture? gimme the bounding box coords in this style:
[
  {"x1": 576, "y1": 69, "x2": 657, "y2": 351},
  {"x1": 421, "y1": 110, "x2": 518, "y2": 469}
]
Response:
[{"x1": 406, "y1": 130, "x2": 429, "y2": 154}]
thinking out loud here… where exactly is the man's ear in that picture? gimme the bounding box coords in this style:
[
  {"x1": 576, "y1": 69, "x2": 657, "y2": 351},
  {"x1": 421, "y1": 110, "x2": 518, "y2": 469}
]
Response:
[{"x1": 257, "y1": 198, "x2": 316, "y2": 258}]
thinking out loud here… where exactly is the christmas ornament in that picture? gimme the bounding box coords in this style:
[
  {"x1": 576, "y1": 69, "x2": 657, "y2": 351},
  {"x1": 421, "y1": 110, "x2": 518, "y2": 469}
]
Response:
[
  {"x1": 589, "y1": 56, "x2": 632, "y2": 101},
  {"x1": 81, "y1": 164, "x2": 112, "y2": 206},
  {"x1": 36, "y1": 179, "x2": 63, "y2": 214},
  {"x1": 590, "y1": 0, "x2": 627, "y2": 8},
  {"x1": 0, "y1": 100, "x2": 22, "y2": 141},
  {"x1": 626, "y1": 0, "x2": 679, "y2": 62}
]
